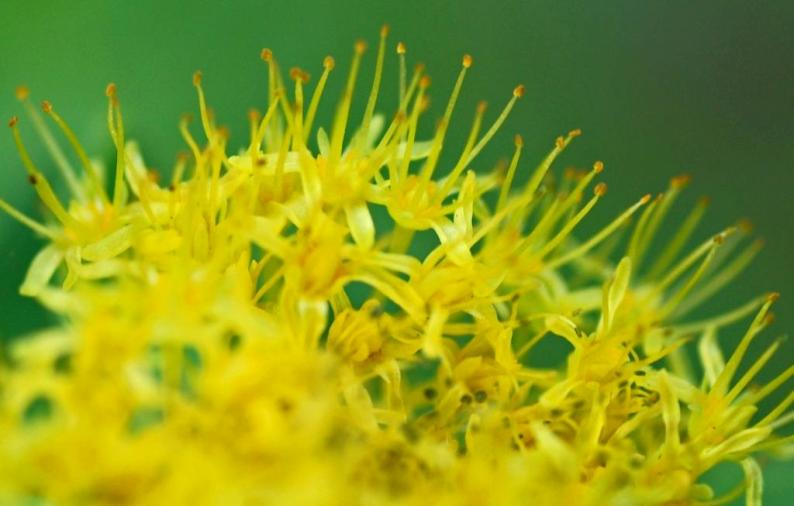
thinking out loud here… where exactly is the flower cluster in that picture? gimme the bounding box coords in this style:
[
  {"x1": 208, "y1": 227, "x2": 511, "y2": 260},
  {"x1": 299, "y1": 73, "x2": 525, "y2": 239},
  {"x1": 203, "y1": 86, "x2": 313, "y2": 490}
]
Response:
[{"x1": 1, "y1": 27, "x2": 791, "y2": 505}]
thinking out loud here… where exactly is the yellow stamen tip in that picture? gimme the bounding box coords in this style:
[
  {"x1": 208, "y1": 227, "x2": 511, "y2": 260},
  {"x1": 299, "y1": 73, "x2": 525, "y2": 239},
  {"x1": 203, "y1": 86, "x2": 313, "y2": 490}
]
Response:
[
  {"x1": 192, "y1": 71, "x2": 203, "y2": 87},
  {"x1": 555, "y1": 136, "x2": 565, "y2": 149},
  {"x1": 593, "y1": 161, "x2": 604, "y2": 173},
  {"x1": 15, "y1": 85, "x2": 29, "y2": 101},
  {"x1": 569, "y1": 128, "x2": 582, "y2": 137},
  {"x1": 290, "y1": 67, "x2": 310, "y2": 83},
  {"x1": 420, "y1": 75, "x2": 431, "y2": 89},
  {"x1": 105, "y1": 83, "x2": 117, "y2": 97},
  {"x1": 698, "y1": 195, "x2": 711, "y2": 207},
  {"x1": 671, "y1": 173, "x2": 691, "y2": 189},
  {"x1": 513, "y1": 84, "x2": 525, "y2": 98},
  {"x1": 768, "y1": 292, "x2": 780, "y2": 302},
  {"x1": 354, "y1": 40, "x2": 367, "y2": 55},
  {"x1": 462, "y1": 54, "x2": 473, "y2": 68},
  {"x1": 594, "y1": 182, "x2": 608, "y2": 197},
  {"x1": 8, "y1": 116, "x2": 18, "y2": 128},
  {"x1": 737, "y1": 218, "x2": 754, "y2": 234},
  {"x1": 380, "y1": 24, "x2": 390, "y2": 37},
  {"x1": 514, "y1": 134, "x2": 523, "y2": 147},
  {"x1": 248, "y1": 108, "x2": 261, "y2": 122},
  {"x1": 396, "y1": 42, "x2": 406, "y2": 54},
  {"x1": 323, "y1": 56, "x2": 335, "y2": 70},
  {"x1": 260, "y1": 48, "x2": 273, "y2": 62},
  {"x1": 640, "y1": 193, "x2": 652, "y2": 204},
  {"x1": 477, "y1": 101, "x2": 488, "y2": 113},
  {"x1": 41, "y1": 100, "x2": 53, "y2": 113}
]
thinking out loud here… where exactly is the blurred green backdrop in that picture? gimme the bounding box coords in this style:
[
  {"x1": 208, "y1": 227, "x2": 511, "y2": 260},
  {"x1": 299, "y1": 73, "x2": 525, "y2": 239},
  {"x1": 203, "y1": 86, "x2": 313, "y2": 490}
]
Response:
[{"x1": 0, "y1": 0, "x2": 792, "y2": 503}]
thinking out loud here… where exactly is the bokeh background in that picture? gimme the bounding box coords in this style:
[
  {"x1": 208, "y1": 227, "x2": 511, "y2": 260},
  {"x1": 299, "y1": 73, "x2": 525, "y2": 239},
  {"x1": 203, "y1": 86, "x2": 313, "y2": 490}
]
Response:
[{"x1": 1, "y1": 0, "x2": 792, "y2": 503}]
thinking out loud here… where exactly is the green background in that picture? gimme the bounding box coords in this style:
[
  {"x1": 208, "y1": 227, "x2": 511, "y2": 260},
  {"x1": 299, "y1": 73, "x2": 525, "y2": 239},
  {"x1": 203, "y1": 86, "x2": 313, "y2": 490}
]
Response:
[{"x1": 0, "y1": 0, "x2": 792, "y2": 503}]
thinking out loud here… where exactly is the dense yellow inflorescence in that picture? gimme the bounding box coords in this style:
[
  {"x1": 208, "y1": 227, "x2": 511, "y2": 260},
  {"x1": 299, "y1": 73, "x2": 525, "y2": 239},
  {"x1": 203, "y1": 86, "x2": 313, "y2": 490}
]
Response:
[{"x1": 1, "y1": 27, "x2": 792, "y2": 505}]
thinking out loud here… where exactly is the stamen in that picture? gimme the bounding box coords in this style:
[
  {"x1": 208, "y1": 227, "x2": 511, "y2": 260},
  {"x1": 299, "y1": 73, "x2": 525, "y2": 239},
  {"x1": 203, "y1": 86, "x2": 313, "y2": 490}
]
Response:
[
  {"x1": 304, "y1": 56, "x2": 335, "y2": 142},
  {"x1": 247, "y1": 108, "x2": 261, "y2": 152},
  {"x1": 524, "y1": 129, "x2": 582, "y2": 201},
  {"x1": 15, "y1": 86, "x2": 83, "y2": 199},
  {"x1": 675, "y1": 238, "x2": 764, "y2": 317},
  {"x1": 647, "y1": 196, "x2": 709, "y2": 279},
  {"x1": 419, "y1": 54, "x2": 472, "y2": 183},
  {"x1": 626, "y1": 194, "x2": 661, "y2": 266},
  {"x1": 538, "y1": 183, "x2": 606, "y2": 259},
  {"x1": 289, "y1": 67, "x2": 309, "y2": 148},
  {"x1": 496, "y1": 134, "x2": 524, "y2": 213},
  {"x1": 439, "y1": 101, "x2": 487, "y2": 196},
  {"x1": 725, "y1": 336, "x2": 784, "y2": 404},
  {"x1": 712, "y1": 293, "x2": 778, "y2": 397},
  {"x1": 358, "y1": 25, "x2": 389, "y2": 151},
  {"x1": 396, "y1": 77, "x2": 429, "y2": 180},
  {"x1": 41, "y1": 100, "x2": 108, "y2": 203},
  {"x1": 253, "y1": 93, "x2": 283, "y2": 153},
  {"x1": 547, "y1": 194, "x2": 651, "y2": 269},
  {"x1": 657, "y1": 236, "x2": 721, "y2": 318},
  {"x1": 463, "y1": 85, "x2": 525, "y2": 168},
  {"x1": 0, "y1": 198, "x2": 59, "y2": 240},
  {"x1": 329, "y1": 40, "x2": 367, "y2": 172},
  {"x1": 634, "y1": 175, "x2": 690, "y2": 269},
  {"x1": 260, "y1": 48, "x2": 287, "y2": 150},
  {"x1": 653, "y1": 228, "x2": 734, "y2": 297},
  {"x1": 192, "y1": 71, "x2": 215, "y2": 141},
  {"x1": 757, "y1": 388, "x2": 794, "y2": 427},
  {"x1": 179, "y1": 114, "x2": 202, "y2": 164},
  {"x1": 105, "y1": 83, "x2": 127, "y2": 207},
  {"x1": 397, "y1": 41, "x2": 407, "y2": 106},
  {"x1": 9, "y1": 118, "x2": 75, "y2": 227}
]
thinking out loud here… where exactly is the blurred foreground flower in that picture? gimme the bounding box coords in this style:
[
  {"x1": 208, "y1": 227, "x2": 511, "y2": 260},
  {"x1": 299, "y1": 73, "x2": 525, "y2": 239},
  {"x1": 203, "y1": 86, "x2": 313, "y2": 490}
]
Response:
[{"x1": 1, "y1": 26, "x2": 792, "y2": 505}]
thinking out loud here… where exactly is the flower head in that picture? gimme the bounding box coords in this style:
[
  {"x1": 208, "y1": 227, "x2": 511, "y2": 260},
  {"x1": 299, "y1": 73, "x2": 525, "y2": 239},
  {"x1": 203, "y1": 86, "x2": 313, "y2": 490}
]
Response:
[{"x1": 1, "y1": 26, "x2": 791, "y2": 505}]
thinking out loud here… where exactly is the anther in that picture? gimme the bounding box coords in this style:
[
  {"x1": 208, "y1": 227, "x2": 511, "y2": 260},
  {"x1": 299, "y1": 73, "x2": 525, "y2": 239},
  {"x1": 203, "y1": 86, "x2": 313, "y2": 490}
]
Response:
[
  {"x1": 8, "y1": 116, "x2": 18, "y2": 127},
  {"x1": 419, "y1": 75, "x2": 431, "y2": 89},
  {"x1": 555, "y1": 136, "x2": 565, "y2": 149},
  {"x1": 15, "y1": 86, "x2": 29, "y2": 101},
  {"x1": 260, "y1": 48, "x2": 273, "y2": 62},
  {"x1": 514, "y1": 134, "x2": 523, "y2": 147},
  {"x1": 671, "y1": 173, "x2": 691, "y2": 189},
  {"x1": 396, "y1": 42, "x2": 406, "y2": 54},
  {"x1": 380, "y1": 24, "x2": 390, "y2": 37},
  {"x1": 640, "y1": 194, "x2": 652, "y2": 204},
  {"x1": 768, "y1": 292, "x2": 780, "y2": 303},
  {"x1": 594, "y1": 161, "x2": 604, "y2": 173},
  {"x1": 595, "y1": 182, "x2": 608, "y2": 196},
  {"x1": 192, "y1": 71, "x2": 203, "y2": 86},
  {"x1": 477, "y1": 101, "x2": 488, "y2": 113},
  {"x1": 289, "y1": 67, "x2": 309, "y2": 83},
  {"x1": 513, "y1": 84, "x2": 525, "y2": 98},
  {"x1": 323, "y1": 55, "x2": 335, "y2": 70},
  {"x1": 41, "y1": 100, "x2": 53, "y2": 113},
  {"x1": 569, "y1": 128, "x2": 582, "y2": 137},
  {"x1": 105, "y1": 83, "x2": 117, "y2": 97},
  {"x1": 737, "y1": 218, "x2": 754, "y2": 233},
  {"x1": 354, "y1": 39, "x2": 367, "y2": 55},
  {"x1": 462, "y1": 54, "x2": 473, "y2": 68},
  {"x1": 248, "y1": 108, "x2": 261, "y2": 122}
]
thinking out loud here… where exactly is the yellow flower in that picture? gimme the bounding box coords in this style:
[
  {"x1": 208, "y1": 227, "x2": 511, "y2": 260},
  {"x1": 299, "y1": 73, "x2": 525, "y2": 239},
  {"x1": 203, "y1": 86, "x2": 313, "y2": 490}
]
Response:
[{"x1": 1, "y1": 25, "x2": 791, "y2": 506}]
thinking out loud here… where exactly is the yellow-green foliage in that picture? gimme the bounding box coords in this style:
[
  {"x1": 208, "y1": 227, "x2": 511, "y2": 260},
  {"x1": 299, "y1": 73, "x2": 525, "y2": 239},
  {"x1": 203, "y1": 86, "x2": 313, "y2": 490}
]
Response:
[{"x1": 1, "y1": 27, "x2": 791, "y2": 505}]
